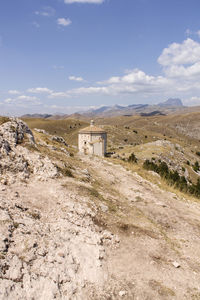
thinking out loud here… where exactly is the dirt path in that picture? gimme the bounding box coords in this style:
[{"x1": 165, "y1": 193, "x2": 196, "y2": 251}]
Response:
[
  {"x1": 0, "y1": 177, "x2": 108, "y2": 299},
  {"x1": 80, "y1": 155, "x2": 200, "y2": 299}
]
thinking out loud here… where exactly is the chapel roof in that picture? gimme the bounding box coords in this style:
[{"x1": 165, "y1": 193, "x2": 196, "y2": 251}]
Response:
[{"x1": 79, "y1": 120, "x2": 106, "y2": 134}]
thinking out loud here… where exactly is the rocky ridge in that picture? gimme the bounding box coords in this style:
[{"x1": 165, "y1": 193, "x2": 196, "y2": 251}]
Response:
[
  {"x1": 0, "y1": 119, "x2": 59, "y2": 184},
  {"x1": 0, "y1": 118, "x2": 113, "y2": 299}
]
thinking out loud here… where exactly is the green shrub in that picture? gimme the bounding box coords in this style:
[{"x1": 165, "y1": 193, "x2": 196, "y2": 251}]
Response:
[
  {"x1": 143, "y1": 159, "x2": 198, "y2": 197},
  {"x1": 193, "y1": 161, "x2": 200, "y2": 172},
  {"x1": 128, "y1": 152, "x2": 137, "y2": 163}
]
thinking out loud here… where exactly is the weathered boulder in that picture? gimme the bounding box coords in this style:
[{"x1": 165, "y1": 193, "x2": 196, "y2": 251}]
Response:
[
  {"x1": 0, "y1": 118, "x2": 58, "y2": 183},
  {"x1": 0, "y1": 118, "x2": 35, "y2": 147}
]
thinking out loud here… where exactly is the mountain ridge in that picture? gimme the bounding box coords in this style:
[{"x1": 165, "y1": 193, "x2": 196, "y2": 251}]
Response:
[{"x1": 20, "y1": 98, "x2": 189, "y2": 119}]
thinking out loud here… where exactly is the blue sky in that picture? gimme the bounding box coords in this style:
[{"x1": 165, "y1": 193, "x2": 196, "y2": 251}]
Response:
[{"x1": 1, "y1": 0, "x2": 200, "y2": 115}]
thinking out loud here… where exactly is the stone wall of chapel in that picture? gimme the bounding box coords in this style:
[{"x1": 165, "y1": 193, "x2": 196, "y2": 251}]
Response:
[{"x1": 78, "y1": 132, "x2": 107, "y2": 156}]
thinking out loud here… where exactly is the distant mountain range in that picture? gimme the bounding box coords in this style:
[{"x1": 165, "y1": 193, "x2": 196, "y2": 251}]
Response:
[
  {"x1": 79, "y1": 99, "x2": 184, "y2": 117},
  {"x1": 21, "y1": 98, "x2": 186, "y2": 119}
]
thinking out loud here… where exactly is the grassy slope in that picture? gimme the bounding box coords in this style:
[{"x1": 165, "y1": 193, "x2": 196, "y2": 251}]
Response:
[
  {"x1": 23, "y1": 118, "x2": 88, "y2": 146},
  {"x1": 0, "y1": 117, "x2": 10, "y2": 126}
]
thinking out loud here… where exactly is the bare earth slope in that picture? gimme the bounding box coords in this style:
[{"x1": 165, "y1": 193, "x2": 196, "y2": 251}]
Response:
[
  {"x1": 80, "y1": 156, "x2": 200, "y2": 299},
  {"x1": 0, "y1": 118, "x2": 200, "y2": 299}
]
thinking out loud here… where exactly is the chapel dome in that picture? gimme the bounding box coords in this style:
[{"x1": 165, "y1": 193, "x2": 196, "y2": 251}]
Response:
[{"x1": 79, "y1": 120, "x2": 106, "y2": 134}]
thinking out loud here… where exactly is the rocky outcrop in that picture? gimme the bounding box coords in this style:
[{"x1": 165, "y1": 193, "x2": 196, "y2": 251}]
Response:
[
  {"x1": 0, "y1": 118, "x2": 35, "y2": 147},
  {"x1": 0, "y1": 184, "x2": 105, "y2": 299},
  {"x1": 51, "y1": 135, "x2": 68, "y2": 146},
  {"x1": 0, "y1": 118, "x2": 109, "y2": 299},
  {"x1": 0, "y1": 118, "x2": 58, "y2": 184}
]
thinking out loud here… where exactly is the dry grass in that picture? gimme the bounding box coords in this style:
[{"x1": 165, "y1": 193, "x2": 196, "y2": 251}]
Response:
[
  {"x1": 149, "y1": 280, "x2": 175, "y2": 297},
  {"x1": 23, "y1": 118, "x2": 88, "y2": 146},
  {"x1": 0, "y1": 117, "x2": 9, "y2": 126}
]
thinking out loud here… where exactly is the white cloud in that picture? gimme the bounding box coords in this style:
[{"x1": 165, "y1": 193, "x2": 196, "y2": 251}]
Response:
[
  {"x1": 17, "y1": 95, "x2": 39, "y2": 102},
  {"x1": 164, "y1": 62, "x2": 200, "y2": 78},
  {"x1": 64, "y1": 0, "x2": 104, "y2": 4},
  {"x1": 4, "y1": 95, "x2": 41, "y2": 106},
  {"x1": 97, "y1": 69, "x2": 172, "y2": 96},
  {"x1": 35, "y1": 6, "x2": 55, "y2": 17},
  {"x1": 70, "y1": 86, "x2": 109, "y2": 95},
  {"x1": 48, "y1": 86, "x2": 109, "y2": 98},
  {"x1": 183, "y1": 96, "x2": 200, "y2": 106},
  {"x1": 49, "y1": 92, "x2": 69, "y2": 98},
  {"x1": 185, "y1": 29, "x2": 200, "y2": 38},
  {"x1": 69, "y1": 75, "x2": 84, "y2": 82},
  {"x1": 157, "y1": 38, "x2": 200, "y2": 82},
  {"x1": 8, "y1": 90, "x2": 21, "y2": 95},
  {"x1": 57, "y1": 18, "x2": 72, "y2": 27},
  {"x1": 158, "y1": 38, "x2": 200, "y2": 66},
  {"x1": 4, "y1": 98, "x2": 13, "y2": 103},
  {"x1": 100, "y1": 76, "x2": 120, "y2": 84},
  {"x1": 27, "y1": 87, "x2": 53, "y2": 94}
]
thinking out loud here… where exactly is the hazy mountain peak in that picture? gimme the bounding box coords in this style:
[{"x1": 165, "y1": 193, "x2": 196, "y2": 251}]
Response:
[{"x1": 158, "y1": 98, "x2": 183, "y2": 107}]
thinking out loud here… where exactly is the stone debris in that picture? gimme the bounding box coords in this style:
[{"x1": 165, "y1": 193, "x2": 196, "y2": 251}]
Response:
[
  {"x1": 34, "y1": 128, "x2": 49, "y2": 135},
  {"x1": 119, "y1": 290, "x2": 127, "y2": 297},
  {"x1": 0, "y1": 180, "x2": 108, "y2": 299},
  {"x1": 100, "y1": 203, "x2": 108, "y2": 213},
  {"x1": 51, "y1": 135, "x2": 68, "y2": 146},
  {"x1": 60, "y1": 147, "x2": 70, "y2": 156},
  {"x1": 172, "y1": 261, "x2": 180, "y2": 268}
]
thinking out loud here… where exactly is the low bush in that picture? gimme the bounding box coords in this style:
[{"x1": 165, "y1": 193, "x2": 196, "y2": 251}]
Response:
[
  {"x1": 57, "y1": 166, "x2": 74, "y2": 177},
  {"x1": 128, "y1": 152, "x2": 137, "y2": 163},
  {"x1": 193, "y1": 161, "x2": 200, "y2": 172}
]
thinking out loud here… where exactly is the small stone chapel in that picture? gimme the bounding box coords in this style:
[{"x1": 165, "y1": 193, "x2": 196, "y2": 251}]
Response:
[{"x1": 78, "y1": 120, "x2": 107, "y2": 157}]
